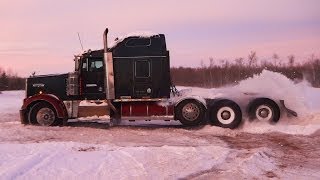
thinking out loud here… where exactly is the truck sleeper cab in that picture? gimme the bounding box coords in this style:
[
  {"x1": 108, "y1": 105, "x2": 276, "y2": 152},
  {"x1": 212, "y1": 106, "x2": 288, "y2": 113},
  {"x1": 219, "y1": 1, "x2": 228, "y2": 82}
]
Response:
[{"x1": 20, "y1": 28, "x2": 296, "y2": 129}]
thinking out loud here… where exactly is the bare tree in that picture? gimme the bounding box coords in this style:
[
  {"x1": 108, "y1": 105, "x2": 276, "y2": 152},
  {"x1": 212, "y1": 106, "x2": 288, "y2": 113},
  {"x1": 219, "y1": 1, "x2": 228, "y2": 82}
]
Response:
[
  {"x1": 200, "y1": 60, "x2": 205, "y2": 68},
  {"x1": 209, "y1": 57, "x2": 214, "y2": 67},
  {"x1": 288, "y1": 55, "x2": 295, "y2": 67},
  {"x1": 309, "y1": 54, "x2": 316, "y2": 62},
  {"x1": 248, "y1": 51, "x2": 257, "y2": 67},
  {"x1": 208, "y1": 57, "x2": 214, "y2": 87},
  {"x1": 235, "y1": 57, "x2": 244, "y2": 66},
  {"x1": 200, "y1": 59, "x2": 206, "y2": 86},
  {"x1": 272, "y1": 53, "x2": 279, "y2": 66}
]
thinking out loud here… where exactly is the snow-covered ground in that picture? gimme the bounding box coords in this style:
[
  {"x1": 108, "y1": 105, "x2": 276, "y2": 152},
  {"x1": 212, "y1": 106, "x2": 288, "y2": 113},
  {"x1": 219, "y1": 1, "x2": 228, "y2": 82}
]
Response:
[{"x1": 1, "y1": 70, "x2": 320, "y2": 179}]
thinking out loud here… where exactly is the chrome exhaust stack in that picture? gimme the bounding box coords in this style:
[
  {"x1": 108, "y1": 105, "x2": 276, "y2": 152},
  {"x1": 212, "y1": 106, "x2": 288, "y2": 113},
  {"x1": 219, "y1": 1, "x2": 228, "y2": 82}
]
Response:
[
  {"x1": 103, "y1": 28, "x2": 115, "y2": 99},
  {"x1": 103, "y1": 28, "x2": 109, "y2": 53}
]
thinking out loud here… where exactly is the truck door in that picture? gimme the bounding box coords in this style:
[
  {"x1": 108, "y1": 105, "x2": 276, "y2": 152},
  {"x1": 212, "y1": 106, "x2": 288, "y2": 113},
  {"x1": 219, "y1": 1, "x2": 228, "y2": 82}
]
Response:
[
  {"x1": 81, "y1": 58, "x2": 105, "y2": 98},
  {"x1": 134, "y1": 59, "x2": 152, "y2": 98}
]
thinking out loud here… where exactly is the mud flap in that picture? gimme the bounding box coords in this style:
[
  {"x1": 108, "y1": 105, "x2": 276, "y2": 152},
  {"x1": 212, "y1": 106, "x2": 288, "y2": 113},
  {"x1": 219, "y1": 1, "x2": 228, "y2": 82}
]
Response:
[
  {"x1": 62, "y1": 117, "x2": 68, "y2": 126},
  {"x1": 107, "y1": 100, "x2": 120, "y2": 126},
  {"x1": 20, "y1": 109, "x2": 28, "y2": 125},
  {"x1": 280, "y1": 100, "x2": 298, "y2": 117}
]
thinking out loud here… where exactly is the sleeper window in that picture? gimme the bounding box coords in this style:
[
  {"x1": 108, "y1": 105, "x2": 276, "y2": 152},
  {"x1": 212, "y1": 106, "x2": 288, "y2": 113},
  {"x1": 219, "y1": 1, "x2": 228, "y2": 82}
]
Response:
[{"x1": 135, "y1": 60, "x2": 150, "y2": 78}]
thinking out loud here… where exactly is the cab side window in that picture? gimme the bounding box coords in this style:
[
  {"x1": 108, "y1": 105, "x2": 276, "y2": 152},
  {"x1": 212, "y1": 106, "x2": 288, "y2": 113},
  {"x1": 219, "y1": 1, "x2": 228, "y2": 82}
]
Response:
[
  {"x1": 82, "y1": 58, "x2": 104, "y2": 72},
  {"x1": 89, "y1": 59, "x2": 103, "y2": 72}
]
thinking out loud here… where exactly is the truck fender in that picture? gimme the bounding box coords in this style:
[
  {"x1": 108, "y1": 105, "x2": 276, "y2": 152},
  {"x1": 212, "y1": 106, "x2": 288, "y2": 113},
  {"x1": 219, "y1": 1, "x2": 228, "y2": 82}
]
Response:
[{"x1": 21, "y1": 94, "x2": 68, "y2": 119}]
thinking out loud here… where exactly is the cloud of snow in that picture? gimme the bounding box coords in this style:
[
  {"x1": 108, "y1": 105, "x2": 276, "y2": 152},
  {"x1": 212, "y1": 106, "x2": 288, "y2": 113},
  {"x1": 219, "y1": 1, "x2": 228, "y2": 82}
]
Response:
[{"x1": 176, "y1": 70, "x2": 320, "y2": 135}]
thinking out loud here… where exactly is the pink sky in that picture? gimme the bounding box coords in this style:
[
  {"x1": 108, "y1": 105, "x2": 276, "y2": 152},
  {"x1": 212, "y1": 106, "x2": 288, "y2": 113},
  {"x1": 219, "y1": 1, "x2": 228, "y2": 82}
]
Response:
[{"x1": 0, "y1": 0, "x2": 319, "y2": 77}]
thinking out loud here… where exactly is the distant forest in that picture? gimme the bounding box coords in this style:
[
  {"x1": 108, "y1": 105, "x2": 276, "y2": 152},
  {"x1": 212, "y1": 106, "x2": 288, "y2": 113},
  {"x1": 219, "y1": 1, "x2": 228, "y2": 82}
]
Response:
[
  {"x1": 1, "y1": 52, "x2": 320, "y2": 91},
  {"x1": 171, "y1": 52, "x2": 320, "y2": 88},
  {"x1": 0, "y1": 68, "x2": 25, "y2": 91}
]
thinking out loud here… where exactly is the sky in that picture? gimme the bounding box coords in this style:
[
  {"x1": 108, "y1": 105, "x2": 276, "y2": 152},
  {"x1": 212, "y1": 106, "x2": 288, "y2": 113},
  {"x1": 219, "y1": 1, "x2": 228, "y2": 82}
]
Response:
[{"x1": 0, "y1": 0, "x2": 319, "y2": 77}]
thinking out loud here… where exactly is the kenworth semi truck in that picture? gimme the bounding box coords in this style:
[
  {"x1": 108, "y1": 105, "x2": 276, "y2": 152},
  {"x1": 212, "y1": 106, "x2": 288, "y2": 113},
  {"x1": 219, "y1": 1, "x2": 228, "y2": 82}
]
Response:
[{"x1": 20, "y1": 28, "x2": 297, "y2": 129}]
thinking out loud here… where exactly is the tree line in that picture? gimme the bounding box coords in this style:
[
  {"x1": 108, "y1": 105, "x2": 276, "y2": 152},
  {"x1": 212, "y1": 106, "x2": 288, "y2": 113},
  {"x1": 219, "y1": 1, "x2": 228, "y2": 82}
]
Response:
[
  {"x1": 1, "y1": 52, "x2": 320, "y2": 91},
  {"x1": 0, "y1": 68, "x2": 25, "y2": 91},
  {"x1": 171, "y1": 52, "x2": 320, "y2": 88}
]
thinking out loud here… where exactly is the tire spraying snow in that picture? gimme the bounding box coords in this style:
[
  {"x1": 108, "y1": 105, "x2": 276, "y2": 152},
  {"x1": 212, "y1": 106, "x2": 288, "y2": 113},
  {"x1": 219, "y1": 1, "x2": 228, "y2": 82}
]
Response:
[{"x1": 177, "y1": 70, "x2": 320, "y2": 135}]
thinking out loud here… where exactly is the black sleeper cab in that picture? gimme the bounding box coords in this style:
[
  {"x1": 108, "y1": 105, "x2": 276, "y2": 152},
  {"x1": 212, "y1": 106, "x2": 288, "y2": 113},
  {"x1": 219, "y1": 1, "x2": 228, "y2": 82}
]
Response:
[{"x1": 111, "y1": 34, "x2": 171, "y2": 99}]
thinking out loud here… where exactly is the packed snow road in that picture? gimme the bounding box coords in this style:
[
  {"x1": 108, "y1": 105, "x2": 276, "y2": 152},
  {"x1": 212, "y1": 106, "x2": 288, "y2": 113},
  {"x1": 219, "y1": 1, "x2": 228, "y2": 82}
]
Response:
[
  {"x1": 1, "y1": 70, "x2": 320, "y2": 179},
  {"x1": 1, "y1": 113, "x2": 320, "y2": 179}
]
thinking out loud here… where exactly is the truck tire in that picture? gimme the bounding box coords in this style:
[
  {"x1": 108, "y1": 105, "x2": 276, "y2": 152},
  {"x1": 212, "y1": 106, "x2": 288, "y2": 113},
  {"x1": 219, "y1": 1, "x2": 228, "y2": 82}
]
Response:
[
  {"x1": 28, "y1": 102, "x2": 61, "y2": 126},
  {"x1": 175, "y1": 99, "x2": 206, "y2": 126},
  {"x1": 248, "y1": 98, "x2": 280, "y2": 123},
  {"x1": 210, "y1": 99, "x2": 242, "y2": 129}
]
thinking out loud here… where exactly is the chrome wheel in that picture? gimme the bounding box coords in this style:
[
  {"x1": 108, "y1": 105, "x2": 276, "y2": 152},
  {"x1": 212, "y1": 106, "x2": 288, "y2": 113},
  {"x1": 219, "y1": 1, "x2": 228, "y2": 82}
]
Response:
[
  {"x1": 182, "y1": 103, "x2": 200, "y2": 121},
  {"x1": 217, "y1": 107, "x2": 236, "y2": 125},
  {"x1": 176, "y1": 99, "x2": 205, "y2": 126},
  {"x1": 255, "y1": 105, "x2": 273, "y2": 121},
  {"x1": 36, "y1": 107, "x2": 56, "y2": 126},
  {"x1": 210, "y1": 99, "x2": 242, "y2": 129}
]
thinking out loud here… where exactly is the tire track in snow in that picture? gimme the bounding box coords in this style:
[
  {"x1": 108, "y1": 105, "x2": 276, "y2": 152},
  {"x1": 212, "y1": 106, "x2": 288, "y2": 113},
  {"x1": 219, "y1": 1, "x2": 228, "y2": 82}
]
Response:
[{"x1": 0, "y1": 145, "x2": 61, "y2": 179}]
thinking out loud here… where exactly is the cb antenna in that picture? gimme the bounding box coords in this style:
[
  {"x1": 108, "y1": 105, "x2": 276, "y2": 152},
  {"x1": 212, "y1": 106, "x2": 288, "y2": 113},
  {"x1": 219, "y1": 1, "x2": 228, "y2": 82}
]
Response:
[{"x1": 77, "y1": 32, "x2": 84, "y2": 51}]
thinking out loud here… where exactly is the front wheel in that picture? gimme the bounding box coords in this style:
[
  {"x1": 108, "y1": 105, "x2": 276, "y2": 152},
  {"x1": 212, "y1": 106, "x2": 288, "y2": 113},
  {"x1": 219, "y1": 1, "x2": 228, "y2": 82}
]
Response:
[
  {"x1": 28, "y1": 102, "x2": 60, "y2": 126},
  {"x1": 175, "y1": 99, "x2": 206, "y2": 126},
  {"x1": 210, "y1": 99, "x2": 242, "y2": 129}
]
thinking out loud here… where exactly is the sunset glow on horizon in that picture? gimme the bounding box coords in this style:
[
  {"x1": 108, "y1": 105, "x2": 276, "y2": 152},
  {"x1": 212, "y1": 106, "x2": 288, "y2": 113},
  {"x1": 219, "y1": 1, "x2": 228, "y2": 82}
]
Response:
[{"x1": 0, "y1": 0, "x2": 319, "y2": 77}]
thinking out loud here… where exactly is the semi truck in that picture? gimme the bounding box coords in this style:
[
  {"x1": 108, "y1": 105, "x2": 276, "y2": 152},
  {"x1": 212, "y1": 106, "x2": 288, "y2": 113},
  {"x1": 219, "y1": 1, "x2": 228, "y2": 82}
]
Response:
[{"x1": 20, "y1": 28, "x2": 297, "y2": 129}]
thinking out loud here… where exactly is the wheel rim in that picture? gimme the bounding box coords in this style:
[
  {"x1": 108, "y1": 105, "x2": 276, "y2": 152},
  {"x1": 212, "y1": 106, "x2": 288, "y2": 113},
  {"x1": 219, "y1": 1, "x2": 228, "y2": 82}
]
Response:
[
  {"x1": 182, "y1": 103, "x2": 200, "y2": 121},
  {"x1": 36, "y1": 107, "x2": 55, "y2": 126},
  {"x1": 255, "y1": 105, "x2": 273, "y2": 121},
  {"x1": 217, "y1": 107, "x2": 236, "y2": 125}
]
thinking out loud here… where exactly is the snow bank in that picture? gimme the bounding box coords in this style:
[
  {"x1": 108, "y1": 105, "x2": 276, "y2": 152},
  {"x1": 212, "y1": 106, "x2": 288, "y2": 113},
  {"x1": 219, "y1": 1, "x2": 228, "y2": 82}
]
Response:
[
  {"x1": 0, "y1": 142, "x2": 230, "y2": 179},
  {"x1": 0, "y1": 91, "x2": 24, "y2": 114}
]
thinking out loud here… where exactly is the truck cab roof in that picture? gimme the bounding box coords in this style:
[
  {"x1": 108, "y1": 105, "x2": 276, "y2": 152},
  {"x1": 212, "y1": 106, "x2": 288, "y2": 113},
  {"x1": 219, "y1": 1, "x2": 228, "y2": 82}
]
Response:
[{"x1": 79, "y1": 33, "x2": 167, "y2": 58}]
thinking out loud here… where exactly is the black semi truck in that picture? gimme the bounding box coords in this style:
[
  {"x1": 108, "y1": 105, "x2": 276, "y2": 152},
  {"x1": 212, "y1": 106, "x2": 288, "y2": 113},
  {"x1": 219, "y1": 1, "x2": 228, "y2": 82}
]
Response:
[{"x1": 20, "y1": 28, "x2": 297, "y2": 128}]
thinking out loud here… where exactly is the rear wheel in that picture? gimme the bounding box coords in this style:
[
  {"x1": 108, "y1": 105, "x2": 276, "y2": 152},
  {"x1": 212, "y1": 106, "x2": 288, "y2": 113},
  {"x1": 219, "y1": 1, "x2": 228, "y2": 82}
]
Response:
[
  {"x1": 248, "y1": 98, "x2": 280, "y2": 123},
  {"x1": 28, "y1": 102, "x2": 60, "y2": 126},
  {"x1": 175, "y1": 99, "x2": 206, "y2": 126},
  {"x1": 210, "y1": 99, "x2": 242, "y2": 129}
]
